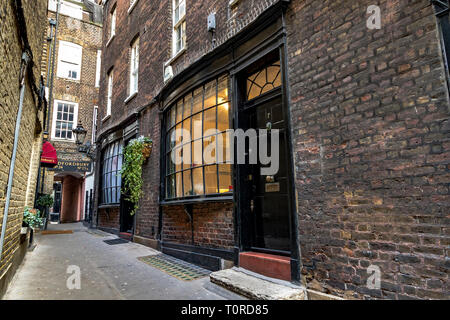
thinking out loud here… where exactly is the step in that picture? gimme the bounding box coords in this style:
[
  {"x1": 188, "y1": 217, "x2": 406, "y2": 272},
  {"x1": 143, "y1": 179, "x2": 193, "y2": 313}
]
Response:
[
  {"x1": 210, "y1": 268, "x2": 306, "y2": 300},
  {"x1": 239, "y1": 252, "x2": 291, "y2": 281},
  {"x1": 119, "y1": 232, "x2": 133, "y2": 241}
]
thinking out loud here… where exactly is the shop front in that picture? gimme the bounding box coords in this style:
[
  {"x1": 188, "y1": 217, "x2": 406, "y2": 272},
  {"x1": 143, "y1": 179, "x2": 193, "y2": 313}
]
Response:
[{"x1": 159, "y1": 2, "x2": 299, "y2": 282}]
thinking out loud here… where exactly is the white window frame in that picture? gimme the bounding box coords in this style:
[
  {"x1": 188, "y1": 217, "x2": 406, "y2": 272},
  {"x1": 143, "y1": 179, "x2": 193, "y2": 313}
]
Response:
[
  {"x1": 110, "y1": 6, "x2": 116, "y2": 40},
  {"x1": 105, "y1": 71, "x2": 113, "y2": 120},
  {"x1": 172, "y1": 0, "x2": 186, "y2": 57},
  {"x1": 57, "y1": 41, "x2": 82, "y2": 81},
  {"x1": 51, "y1": 99, "x2": 79, "y2": 142},
  {"x1": 129, "y1": 38, "x2": 139, "y2": 96},
  {"x1": 95, "y1": 50, "x2": 102, "y2": 87},
  {"x1": 128, "y1": 0, "x2": 139, "y2": 14},
  {"x1": 92, "y1": 106, "x2": 98, "y2": 143}
]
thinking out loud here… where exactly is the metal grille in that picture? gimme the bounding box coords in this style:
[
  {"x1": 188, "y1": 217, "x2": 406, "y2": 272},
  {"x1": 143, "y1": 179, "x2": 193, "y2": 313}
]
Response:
[
  {"x1": 103, "y1": 238, "x2": 129, "y2": 245},
  {"x1": 138, "y1": 254, "x2": 210, "y2": 281}
]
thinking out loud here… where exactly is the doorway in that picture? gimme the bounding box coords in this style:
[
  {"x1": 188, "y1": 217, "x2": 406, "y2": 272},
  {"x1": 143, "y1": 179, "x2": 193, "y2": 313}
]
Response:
[{"x1": 237, "y1": 55, "x2": 293, "y2": 256}]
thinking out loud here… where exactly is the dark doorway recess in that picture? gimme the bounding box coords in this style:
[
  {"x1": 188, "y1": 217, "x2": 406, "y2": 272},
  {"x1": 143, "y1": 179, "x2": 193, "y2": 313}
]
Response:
[{"x1": 119, "y1": 137, "x2": 136, "y2": 235}]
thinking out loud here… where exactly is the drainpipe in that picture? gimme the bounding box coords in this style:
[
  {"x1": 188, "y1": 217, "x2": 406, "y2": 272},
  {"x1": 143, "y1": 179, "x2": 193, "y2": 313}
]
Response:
[{"x1": 0, "y1": 51, "x2": 32, "y2": 261}]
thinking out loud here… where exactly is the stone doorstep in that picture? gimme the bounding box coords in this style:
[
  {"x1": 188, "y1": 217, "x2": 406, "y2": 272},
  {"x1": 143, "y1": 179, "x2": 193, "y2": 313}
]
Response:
[{"x1": 210, "y1": 267, "x2": 307, "y2": 300}]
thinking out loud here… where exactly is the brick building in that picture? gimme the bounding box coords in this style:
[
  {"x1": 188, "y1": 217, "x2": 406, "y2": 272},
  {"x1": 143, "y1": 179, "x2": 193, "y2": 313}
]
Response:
[
  {"x1": 95, "y1": 0, "x2": 449, "y2": 299},
  {"x1": 41, "y1": 0, "x2": 102, "y2": 224},
  {"x1": 0, "y1": 0, "x2": 48, "y2": 297}
]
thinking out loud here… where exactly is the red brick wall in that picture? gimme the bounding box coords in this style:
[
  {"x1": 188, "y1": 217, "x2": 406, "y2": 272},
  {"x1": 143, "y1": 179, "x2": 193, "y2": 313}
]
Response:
[
  {"x1": 162, "y1": 203, "x2": 234, "y2": 250},
  {"x1": 135, "y1": 105, "x2": 161, "y2": 240},
  {"x1": 286, "y1": 0, "x2": 449, "y2": 300},
  {"x1": 98, "y1": 207, "x2": 120, "y2": 230}
]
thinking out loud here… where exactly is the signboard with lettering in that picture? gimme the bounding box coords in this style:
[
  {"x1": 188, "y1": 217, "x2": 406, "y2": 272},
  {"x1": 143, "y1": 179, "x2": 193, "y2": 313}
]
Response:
[{"x1": 48, "y1": 160, "x2": 92, "y2": 173}]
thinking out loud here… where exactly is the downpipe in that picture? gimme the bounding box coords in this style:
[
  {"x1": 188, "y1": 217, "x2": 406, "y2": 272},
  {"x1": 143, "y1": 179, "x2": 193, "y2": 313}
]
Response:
[{"x1": 0, "y1": 51, "x2": 31, "y2": 261}]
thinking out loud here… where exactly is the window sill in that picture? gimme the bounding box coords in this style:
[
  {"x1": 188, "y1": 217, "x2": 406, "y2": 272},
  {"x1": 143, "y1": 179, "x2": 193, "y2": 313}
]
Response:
[
  {"x1": 127, "y1": 0, "x2": 139, "y2": 14},
  {"x1": 106, "y1": 34, "x2": 115, "y2": 47},
  {"x1": 124, "y1": 91, "x2": 137, "y2": 104},
  {"x1": 57, "y1": 76, "x2": 80, "y2": 82},
  {"x1": 102, "y1": 114, "x2": 111, "y2": 122},
  {"x1": 51, "y1": 138, "x2": 76, "y2": 143},
  {"x1": 160, "y1": 194, "x2": 233, "y2": 206},
  {"x1": 98, "y1": 204, "x2": 120, "y2": 209},
  {"x1": 165, "y1": 47, "x2": 187, "y2": 67}
]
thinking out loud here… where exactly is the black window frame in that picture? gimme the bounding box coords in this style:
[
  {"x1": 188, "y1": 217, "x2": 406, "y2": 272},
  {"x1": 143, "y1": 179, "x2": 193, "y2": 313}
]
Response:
[
  {"x1": 163, "y1": 74, "x2": 233, "y2": 202},
  {"x1": 100, "y1": 139, "x2": 123, "y2": 205}
]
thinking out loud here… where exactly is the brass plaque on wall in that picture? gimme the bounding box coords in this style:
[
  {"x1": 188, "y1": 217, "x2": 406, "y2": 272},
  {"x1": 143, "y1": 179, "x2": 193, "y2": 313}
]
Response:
[{"x1": 265, "y1": 183, "x2": 280, "y2": 193}]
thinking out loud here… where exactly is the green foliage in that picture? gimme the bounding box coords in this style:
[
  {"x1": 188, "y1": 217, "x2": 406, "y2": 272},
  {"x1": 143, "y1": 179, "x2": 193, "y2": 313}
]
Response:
[
  {"x1": 36, "y1": 194, "x2": 54, "y2": 208},
  {"x1": 121, "y1": 136, "x2": 152, "y2": 216},
  {"x1": 23, "y1": 207, "x2": 43, "y2": 228}
]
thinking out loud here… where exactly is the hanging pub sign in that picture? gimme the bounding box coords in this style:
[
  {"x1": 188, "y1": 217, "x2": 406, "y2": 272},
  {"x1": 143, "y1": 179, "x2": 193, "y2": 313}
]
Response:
[
  {"x1": 48, "y1": 160, "x2": 92, "y2": 173},
  {"x1": 40, "y1": 141, "x2": 58, "y2": 168}
]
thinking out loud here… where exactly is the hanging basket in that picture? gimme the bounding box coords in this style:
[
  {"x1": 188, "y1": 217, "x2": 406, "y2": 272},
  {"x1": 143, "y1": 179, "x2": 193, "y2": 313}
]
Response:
[{"x1": 142, "y1": 141, "x2": 153, "y2": 160}]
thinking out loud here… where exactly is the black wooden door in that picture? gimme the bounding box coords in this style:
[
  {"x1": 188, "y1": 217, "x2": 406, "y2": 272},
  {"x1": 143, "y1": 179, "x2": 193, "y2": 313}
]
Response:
[{"x1": 242, "y1": 94, "x2": 291, "y2": 254}]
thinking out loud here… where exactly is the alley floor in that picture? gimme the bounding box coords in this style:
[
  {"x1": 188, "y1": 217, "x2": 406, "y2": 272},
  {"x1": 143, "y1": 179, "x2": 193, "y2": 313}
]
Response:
[{"x1": 3, "y1": 223, "x2": 244, "y2": 300}]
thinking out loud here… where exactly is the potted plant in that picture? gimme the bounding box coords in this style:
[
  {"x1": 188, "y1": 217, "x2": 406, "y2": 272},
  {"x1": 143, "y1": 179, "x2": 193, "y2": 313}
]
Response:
[
  {"x1": 121, "y1": 136, "x2": 153, "y2": 216},
  {"x1": 36, "y1": 194, "x2": 54, "y2": 229}
]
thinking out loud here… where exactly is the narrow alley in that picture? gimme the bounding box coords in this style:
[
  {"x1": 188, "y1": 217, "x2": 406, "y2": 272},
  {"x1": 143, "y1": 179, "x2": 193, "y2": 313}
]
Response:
[{"x1": 3, "y1": 223, "x2": 243, "y2": 300}]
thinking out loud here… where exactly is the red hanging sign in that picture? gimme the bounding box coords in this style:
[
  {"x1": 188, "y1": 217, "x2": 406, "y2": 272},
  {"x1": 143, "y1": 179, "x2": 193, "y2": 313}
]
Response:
[{"x1": 40, "y1": 141, "x2": 58, "y2": 168}]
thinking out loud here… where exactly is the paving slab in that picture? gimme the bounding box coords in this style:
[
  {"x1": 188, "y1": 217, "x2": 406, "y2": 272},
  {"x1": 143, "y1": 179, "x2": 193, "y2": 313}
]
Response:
[{"x1": 210, "y1": 268, "x2": 307, "y2": 300}]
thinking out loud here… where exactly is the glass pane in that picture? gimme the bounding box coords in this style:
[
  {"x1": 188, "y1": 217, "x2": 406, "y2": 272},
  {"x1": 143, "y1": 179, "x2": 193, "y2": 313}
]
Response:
[
  {"x1": 183, "y1": 143, "x2": 191, "y2": 170},
  {"x1": 219, "y1": 164, "x2": 232, "y2": 193},
  {"x1": 57, "y1": 112, "x2": 62, "y2": 120},
  {"x1": 184, "y1": 94, "x2": 192, "y2": 118},
  {"x1": 167, "y1": 151, "x2": 175, "y2": 174},
  {"x1": 219, "y1": 131, "x2": 231, "y2": 163},
  {"x1": 193, "y1": 87, "x2": 203, "y2": 114},
  {"x1": 247, "y1": 80, "x2": 261, "y2": 100},
  {"x1": 203, "y1": 135, "x2": 216, "y2": 165},
  {"x1": 173, "y1": 147, "x2": 182, "y2": 172},
  {"x1": 192, "y1": 140, "x2": 203, "y2": 167},
  {"x1": 205, "y1": 165, "x2": 218, "y2": 194},
  {"x1": 175, "y1": 123, "x2": 183, "y2": 146},
  {"x1": 217, "y1": 76, "x2": 228, "y2": 103},
  {"x1": 182, "y1": 118, "x2": 191, "y2": 143},
  {"x1": 204, "y1": 80, "x2": 217, "y2": 109},
  {"x1": 168, "y1": 129, "x2": 176, "y2": 150},
  {"x1": 176, "y1": 100, "x2": 183, "y2": 123},
  {"x1": 111, "y1": 187, "x2": 116, "y2": 204},
  {"x1": 167, "y1": 175, "x2": 175, "y2": 199},
  {"x1": 192, "y1": 167, "x2": 204, "y2": 195},
  {"x1": 170, "y1": 106, "x2": 176, "y2": 128},
  {"x1": 58, "y1": 104, "x2": 62, "y2": 112},
  {"x1": 183, "y1": 170, "x2": 192, "y2": 196},
  {"x1": 204, "y1": 107, "x2": 216, "y2": 133},
  {"x1": 64, "y1": 104, "x2": 68, "y2": 113},
  {"x1": 192, "y1": 113, "x2": 202, "y2": 141},
  {"x1": 267, "y1": 62, "x2": 281, "y2": 86},
  {"x1": 217, "y1": 103, "x2": 229, "y2": 132},
  {"x1": 176, "y1": 172, "x2": 183, "y2": 198}
]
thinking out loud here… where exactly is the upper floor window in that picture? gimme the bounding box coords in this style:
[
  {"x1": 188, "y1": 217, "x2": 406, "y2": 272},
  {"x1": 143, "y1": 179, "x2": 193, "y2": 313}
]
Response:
[
  {"x1": 129, "y1": 38, "x2": 139, "y2": 95},
  {"x1": 95, "y1": 50, "x2": 102, "y2": 87},
  {"x1": 106, "y1": 70, "x2": 113, "y2": 119},
  {"x1": 110, "y1": 6, "x2": 116, "y2": 39},
  {"x1": 52, "y1": 100, "x2": 78, "y2": 141},
  {"x1": 57, "y1": 41, "x2": 82, "y2": 81},
  {"x1": 92, "y1": 106, "x2": 98, "y2": 143},
  {"x1": 129, "y1": 0, "x2": 139, "y2": 12},
  {"x1": 172, "y1": 0, "x2": 186, "y2": 56}
]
